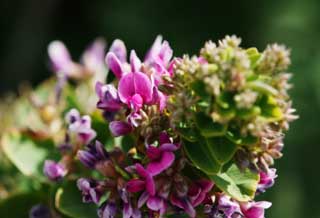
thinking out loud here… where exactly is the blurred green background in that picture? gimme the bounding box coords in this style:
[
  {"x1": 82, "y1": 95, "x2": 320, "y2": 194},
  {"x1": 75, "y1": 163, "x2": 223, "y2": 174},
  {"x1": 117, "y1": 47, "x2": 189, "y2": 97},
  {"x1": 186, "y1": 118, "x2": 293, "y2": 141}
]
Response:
[{"x1": 0, "y1": 0, "x2": 319, "y2": 217}]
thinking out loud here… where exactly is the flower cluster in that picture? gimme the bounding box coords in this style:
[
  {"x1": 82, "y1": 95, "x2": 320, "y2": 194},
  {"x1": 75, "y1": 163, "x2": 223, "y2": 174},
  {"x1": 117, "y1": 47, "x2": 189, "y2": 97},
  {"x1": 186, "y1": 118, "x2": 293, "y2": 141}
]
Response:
[{"x1": 35, "y1": 35, "x2": 297, "y2": 218}]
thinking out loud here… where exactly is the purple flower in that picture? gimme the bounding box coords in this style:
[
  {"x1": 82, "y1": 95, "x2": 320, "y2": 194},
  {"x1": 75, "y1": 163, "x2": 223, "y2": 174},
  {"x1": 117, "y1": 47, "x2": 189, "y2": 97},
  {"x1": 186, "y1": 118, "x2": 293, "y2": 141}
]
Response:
[
  {"x1": 217, "y1": 194, "x2": 242, "y2": 217},
  {"x1": 205, "y1": 194, "x2": 243, "y2": 218},
  {"x1": 188, "y1": 180, "x2": 214, "y2": 207},
  {"x1": 43, "y1": 160, "x2": 66, "y2": 181},
  {"x1": 118, "y1": 57, "x2": 153, "y2": 110},
  {"x1": 169, "y1": 179, "x2": 213, "y2": 218},
  {"x1": 77, "y1": 140, "x2": 109, "y2": 169},
  {"x1": 96, "y1": 82, "x2": 122, "y2": 112},
  {"x1": 65, "y1": 109, "x2": 96, "y2": 144},
  {"x1": 77, "y1": 178, "x2": 105, "y2": 204},
  {"x1": 257, "y1": 168, "x2": 277, "y2": 194},
  {"x1": 109, "y1": 39, "x2": 127, "y2": 63},
  {"x1": 146, "y1": 132, "x2": 179, "y2": 176},
  {"x1": 98, "y1": 201, "x2": 117, "y2": 218},
  {"x1": 123, "y1": 203, "x2": 141, "y2": 218},
  {"x1": 126, "y1": 163, "x2": 155, "y2": 196},
  {"x1": 240, "y1": 201, "x2": 272, "y2": 218},
  {"x1": 81, "y1": 38, "x2": 106, "y2": 74},
  {"x1": 48, "y1": 40, "x2": 75, "y2": 76},
  {"x1": 170, "y1": 195, "x2": 196, "y2": 218},
  {"x1": 146, "y1": 195, "x2": 167, "y2": 217},
  {"x1": 144, "y1": 35, "x2": 173, "y2": 85},
  {"x1": 29, "y1": 204, "x2": 51, "y2": 218},
  {"x1": 109, "y1": 121, "x2": 133, "y2": 137}
]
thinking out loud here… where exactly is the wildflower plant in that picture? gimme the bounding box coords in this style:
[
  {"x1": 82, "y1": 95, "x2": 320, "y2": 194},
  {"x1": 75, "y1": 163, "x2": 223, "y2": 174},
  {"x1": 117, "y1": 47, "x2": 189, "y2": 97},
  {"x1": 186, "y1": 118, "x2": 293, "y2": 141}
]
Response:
[{"x1": 0, "y1": 35, "x2": 297, "y2": 218}]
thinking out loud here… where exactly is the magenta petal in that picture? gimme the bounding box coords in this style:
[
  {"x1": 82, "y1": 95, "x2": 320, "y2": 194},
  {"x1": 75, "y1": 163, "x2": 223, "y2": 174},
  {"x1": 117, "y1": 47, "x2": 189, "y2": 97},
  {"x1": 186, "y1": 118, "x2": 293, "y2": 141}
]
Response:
[
  {"x1": 159, "y1": 132, "x2": 171, "y2": 144},
  {"x1": 170, "y1": 196, "x2": 196, "y2": 218},
  {"x1": 118, "y1": 72, "x2": 153, "y2": 104},
  {"x1": 106, "y1": 52, "x2": 124, "y2": 78},
  {"x1": 109, "y1": 121, "x2": 133, "y2": 137},
  {"x1": 109, "y1": 39, "x2": 127, "y2": 63},
  {"x1": 135, "y1": 164, "x2": 155, "y2": 196},
  {"x1": 147, "y1": 151, "x2": 175, "y2": 176},
  {"x1": 130, "y1": 50, "x2": 142, "y2": 72},
  {"x1": 138, "y1": 191, "x2": 149, "y2": 208},
  {"x1": 160, "y1": 143, "x2": 178, "y2": 152},
  {"x1": 126, "y1": 179, "x2": 146, "y2": 193},
  {"x1": 158, "y1": 90, "x2": 167, "y2": 111},
  {"x1": 146, "y1": 146, "x2": 162, "y2": 160},
  {"x1": 198, "y1": 180, "x2": 214, "y2": 193},
  {"x1": 241, "y1": 201, "x2": 272, "y2": 218},
  {"x1": 147, "y1": 196, "x2": 162, "y2": 211}
]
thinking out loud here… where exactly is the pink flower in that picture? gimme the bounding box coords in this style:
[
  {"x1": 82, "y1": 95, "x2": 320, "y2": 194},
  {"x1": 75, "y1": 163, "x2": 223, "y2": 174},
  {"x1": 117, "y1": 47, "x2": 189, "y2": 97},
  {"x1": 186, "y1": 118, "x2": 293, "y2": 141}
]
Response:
[
  {"x1": 170, "y1": 179, "x2": 214, "y2": 218},
  {"x1": 257, "y1": 168, "x2": 277, "y2": 194},
  {"x1": 188, "y1": 179, "x2": 214, "y2": 207},
  {"x1": 240, "y1": 201, "x2": 272, "y2": 218},
  {"x1": 65, "y1": 109, "x2": 96, "y2": 145},
  {"x1": 95, "y1": 82, "x2": 122, "y2": 112},
  {"x1": 144, "y1": 35, "x2": 173, "y2": 85},
  {"x1": 146, "y1": 132, "x2": 179, "y2": 176},
  {"x1": 109, "y1": 121, "x2": 133, "y2": 137},
  {"x1": 126, "y1": 163, "x2": 156, "y2": 196},
  {"x1": 43, "y1": 160, "x2": 67, "y2": 181}
]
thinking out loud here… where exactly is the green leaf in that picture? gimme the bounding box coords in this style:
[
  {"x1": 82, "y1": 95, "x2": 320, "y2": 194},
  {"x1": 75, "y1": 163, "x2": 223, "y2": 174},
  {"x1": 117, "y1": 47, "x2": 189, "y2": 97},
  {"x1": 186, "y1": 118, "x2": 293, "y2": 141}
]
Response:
[
  {"x1": 195, "y1": 112, "x2": 227, "y2": 137},
  {"x1": 55, "y1": 181, "x2": 97, "y2": 218},
  {"x1": 1, "y1": 131, "x2": 56, "y2": 181},
  {"x1": 206, "y1": 137, "x2": 237, "y2": 164},
  {"x1": 226, "y1": 130, "x2": 258, "y2": 145},
  {"x1": 177, "y1": 125, "x2": 200, "y2": 142},
  {"x1": 183, "y1": 139, "x2": 221, "y2": 175},
  {"x1": 210, "y1": 164, "x2": 259, "y2": 202},
  {"x1": 0, "y1": 192, "x2": 47, "y2": 218}
]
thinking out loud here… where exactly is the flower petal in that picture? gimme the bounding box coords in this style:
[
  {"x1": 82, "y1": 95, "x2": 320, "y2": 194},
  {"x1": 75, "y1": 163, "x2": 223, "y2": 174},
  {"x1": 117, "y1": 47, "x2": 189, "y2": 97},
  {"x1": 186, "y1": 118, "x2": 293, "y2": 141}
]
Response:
[
  {"x1": 118, "y1": 72, "x2": 153, "y2": 104},
  {"x1": 109, "y1": 39, "x2": 127, "y2": 63},
  {"x1": 48, "y1": 40, "x2": 72, "y2": 73},
  {"x1": 159, "y1": 132, "x2": 171, "y2": 144},
  {"x1": 138, "y1": 191, "x2": 149, "y2": 208},
  {"x1": 126, "y1": 179, "x2": 146, "y2": 193},
  {"x1": 147, "y1": 196, "x2": 162, "y2": 211},
  {"x1": 130, "y1": 50, "x2": 142, "y2": 72},
  {"x1": 147, "y1": 151, "x2": 175, "y2": 176},
  {"x1": 81, "y1": 38, "x2": 106, "y2": 73},
  {"x1": 109, "y1": 121, "x2": 133, "y2": 137},
  {"x1": 106, "y1": 52, "x2": 124, "y2": 78}
]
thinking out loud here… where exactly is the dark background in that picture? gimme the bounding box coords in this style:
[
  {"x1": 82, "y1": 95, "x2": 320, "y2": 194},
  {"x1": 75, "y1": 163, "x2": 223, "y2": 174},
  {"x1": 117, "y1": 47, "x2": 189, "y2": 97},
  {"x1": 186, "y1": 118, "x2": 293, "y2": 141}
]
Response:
[{"x1": 0, "y1": 0, "x2": 319, "y2": 217}]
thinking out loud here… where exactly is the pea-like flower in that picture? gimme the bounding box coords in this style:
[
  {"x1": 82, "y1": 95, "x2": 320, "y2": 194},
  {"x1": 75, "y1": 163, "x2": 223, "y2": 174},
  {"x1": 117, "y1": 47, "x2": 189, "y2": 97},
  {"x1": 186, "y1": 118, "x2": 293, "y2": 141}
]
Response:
[
  {"x1": 96, "y1": 82, "x2": 122, "y2": 113},
  {"x1": 257, "y1": 168, "x2": 277, "y2": 194},
  {"x1": 98, "y1": 200, "x2": 117, "y2": 218},
  {"x1": 126, "y1": 163, "x2": 155, "y2": 196},
  {"x1": 146, "y1": 132, "x2": 179, "y2": 176},
  {"x1": 240, "y1": 201, "x2": 272, "y2": 218},
  {"x1": 170, "y1": 179, "x2": 213, "y2": 218},
  {"x1": 77, "y1": 178, "x2": 105, "y2": 204},
  {"x1": 109, "y1": 121, "x2": 133, "y2": 137},
  {"x1": 204, "y1": 194, "x2": 243, "y2": 218},
  {"x1": 65, "y1": 108, "x2": 96, "y2": 145},
  {"x1": 43, "y1": 160, "x2": 67, "y2": 182}
]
